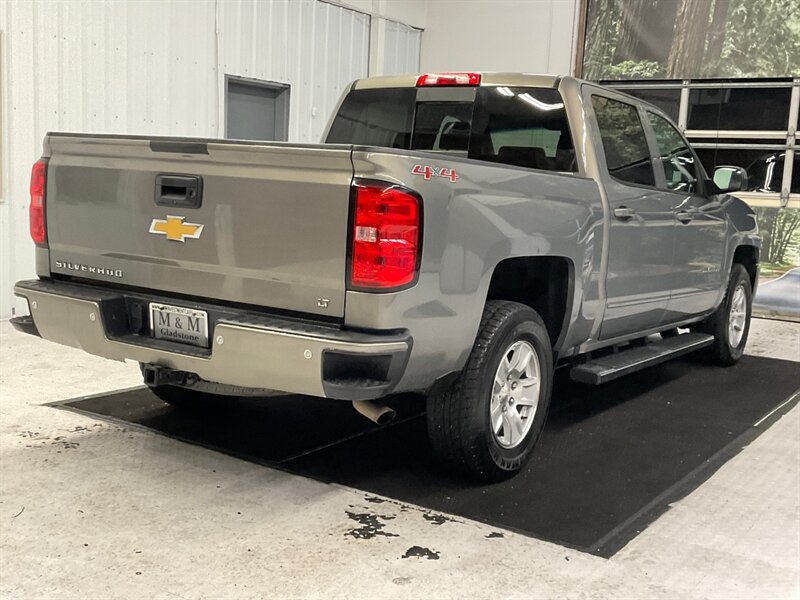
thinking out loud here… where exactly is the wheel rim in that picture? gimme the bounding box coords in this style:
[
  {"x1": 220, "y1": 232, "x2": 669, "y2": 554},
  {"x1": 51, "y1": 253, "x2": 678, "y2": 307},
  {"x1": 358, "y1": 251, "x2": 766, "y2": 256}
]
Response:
[
  {"x1": 728, "y1": 283, "x2": 747, "y2": 348},
  {"x1": 490, "y1": 340, "x2": 541, "y2": 449}
]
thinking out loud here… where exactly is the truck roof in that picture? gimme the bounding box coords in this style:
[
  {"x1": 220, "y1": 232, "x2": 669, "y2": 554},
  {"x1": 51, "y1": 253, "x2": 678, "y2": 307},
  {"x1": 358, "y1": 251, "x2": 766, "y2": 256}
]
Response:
[{"x1": 352, "y1": 72, "x2": 568, "y2": 90}]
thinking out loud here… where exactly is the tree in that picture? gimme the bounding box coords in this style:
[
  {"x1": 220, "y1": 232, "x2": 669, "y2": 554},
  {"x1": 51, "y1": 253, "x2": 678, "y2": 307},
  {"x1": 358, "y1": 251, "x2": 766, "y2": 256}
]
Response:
[
  {"x1": 757, "y1": 208, "x2": 800, "y2": 265},
  {"x1": 613, "y1": 0, "x2": 678, "y2": 65},
  {"x1": 666, "y1": 0, "x2": 714, "y2": 78},
  {"x1": 769, "y1": 209, "x2": 800, "y2": 265},
  {"x1": 716, "y1": 0, "x2": 800, "y2": 78},
  {"x1": 583, "y1": 0, "x2": 621, "y2": 79},
  {"x1": 704, "y1": 0, "x2": 731, "y2": 75}
]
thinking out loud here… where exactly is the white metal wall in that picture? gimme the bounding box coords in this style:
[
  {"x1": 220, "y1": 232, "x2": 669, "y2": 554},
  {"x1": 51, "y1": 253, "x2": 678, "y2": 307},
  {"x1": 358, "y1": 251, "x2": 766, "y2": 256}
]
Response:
[
  {"x1": 0, "y1": 0, "x2": 405, "y2": 319},
  {"x1": 216, "y1": 0, "x2": 370, "y2": 143},
  {"x1": 421, "y1": 0, "x2": 579, "y2": 74},
  {"x1": 382, "y1": 20, "x2": 421, "y2": 75}
]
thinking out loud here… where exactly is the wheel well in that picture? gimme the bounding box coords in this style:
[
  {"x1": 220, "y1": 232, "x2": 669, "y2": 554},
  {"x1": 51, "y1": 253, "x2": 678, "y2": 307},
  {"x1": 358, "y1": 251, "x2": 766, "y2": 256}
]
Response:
[
  {"x1": 486, "y1": 256, "x2": 572, "y2": 348},
  {"x1": 732, "y1": 245, "x2": 759, "y2": 288}
]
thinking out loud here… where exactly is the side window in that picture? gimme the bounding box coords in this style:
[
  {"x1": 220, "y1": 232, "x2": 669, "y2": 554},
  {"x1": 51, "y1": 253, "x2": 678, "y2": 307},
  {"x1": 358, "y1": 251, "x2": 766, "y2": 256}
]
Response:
[
  {"x1": 469, "y1": 87, "x2": 576, "y2": 172},
  {"x1": 591, "y1": 95, "x2": 655, "y2": 186},
  {"x1": 646, "y1": 111, "x2": 698, "y2": 193}
]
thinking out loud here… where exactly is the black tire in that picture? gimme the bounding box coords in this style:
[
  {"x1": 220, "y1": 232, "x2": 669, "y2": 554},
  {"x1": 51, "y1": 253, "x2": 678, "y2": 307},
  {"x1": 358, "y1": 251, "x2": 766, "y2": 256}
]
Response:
[
  {"x1": 695, "y1": 263, "x2": 753, "y2": 366},
  {"x1": 426, "y1": 300, "x2": 553, "y2": 482},
  {"x1": 149, "y1": 384, "x2": 239, "y2": 412}
]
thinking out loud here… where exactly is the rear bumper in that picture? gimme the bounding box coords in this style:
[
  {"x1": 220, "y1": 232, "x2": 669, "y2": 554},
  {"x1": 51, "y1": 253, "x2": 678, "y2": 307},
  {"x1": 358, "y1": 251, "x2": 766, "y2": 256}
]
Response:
[{"x1": 13, "y1": 279, "x2": 411, "y2": 400}]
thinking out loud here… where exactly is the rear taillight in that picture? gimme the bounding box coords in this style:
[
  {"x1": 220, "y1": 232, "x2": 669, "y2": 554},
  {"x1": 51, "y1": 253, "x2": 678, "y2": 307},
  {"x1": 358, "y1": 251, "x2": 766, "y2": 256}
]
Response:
[
  {"x1": 350, "y1": 182, "x2": 421, "y2": 290},
  {"x1": 29, "y1": 159, "x2": 47, "y2": 245},
  {"x1": 416, "y1": 72, "x2": 481, "y2": 87}
]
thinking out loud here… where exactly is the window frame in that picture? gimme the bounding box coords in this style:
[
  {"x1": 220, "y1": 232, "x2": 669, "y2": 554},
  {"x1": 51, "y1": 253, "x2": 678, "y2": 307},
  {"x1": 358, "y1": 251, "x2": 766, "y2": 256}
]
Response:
[
  {"x1": 589, "y1": 92, "x2": 658, "y2": 191},
  {"x1": 467, "y1": 86, "x2": 578, "y2": 174},
  {"x1": 643, "y1": 107, "x2": 708, "y2": 197}
]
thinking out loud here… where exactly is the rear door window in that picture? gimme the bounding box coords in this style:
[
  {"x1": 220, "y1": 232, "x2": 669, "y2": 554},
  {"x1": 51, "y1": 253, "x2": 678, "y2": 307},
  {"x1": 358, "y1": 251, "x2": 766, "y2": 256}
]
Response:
[{"x1": 591, "y1": 95, "x2": 655, "y2": 187}]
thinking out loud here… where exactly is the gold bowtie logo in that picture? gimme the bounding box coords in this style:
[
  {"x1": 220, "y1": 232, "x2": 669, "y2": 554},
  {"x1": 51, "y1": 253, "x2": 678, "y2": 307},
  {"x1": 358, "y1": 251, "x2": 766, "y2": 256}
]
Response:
[{"x1": 149, "y1": 216, "x2": 204, "y2": 242}]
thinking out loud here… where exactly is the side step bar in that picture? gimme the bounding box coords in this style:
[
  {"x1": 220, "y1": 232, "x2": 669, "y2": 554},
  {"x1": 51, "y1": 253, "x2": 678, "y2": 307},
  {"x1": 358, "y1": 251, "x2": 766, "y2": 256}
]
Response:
[{"x1": 570, "y1": 332, "x2": 714, "y2": 385}]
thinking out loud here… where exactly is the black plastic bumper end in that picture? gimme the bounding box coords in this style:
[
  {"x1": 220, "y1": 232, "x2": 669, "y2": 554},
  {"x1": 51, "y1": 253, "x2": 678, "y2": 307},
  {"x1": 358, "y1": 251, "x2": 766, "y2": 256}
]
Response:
[{"x1": 10, "y1": 315, "x2": 40, "y2": 338}]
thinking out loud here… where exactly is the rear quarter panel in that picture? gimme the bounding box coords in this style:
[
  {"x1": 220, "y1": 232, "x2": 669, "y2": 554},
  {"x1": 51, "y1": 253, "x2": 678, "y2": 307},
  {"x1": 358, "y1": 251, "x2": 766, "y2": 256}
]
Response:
[{"x1": 347, "y1": 149, "x2": 605, "y2": 392}]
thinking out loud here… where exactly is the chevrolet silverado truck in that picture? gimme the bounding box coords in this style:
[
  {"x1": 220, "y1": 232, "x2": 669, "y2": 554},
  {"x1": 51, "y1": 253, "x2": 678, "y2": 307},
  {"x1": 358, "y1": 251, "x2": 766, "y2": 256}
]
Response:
[{"x1": 13, "y1": 73, "x2": 760, "y2": 481}]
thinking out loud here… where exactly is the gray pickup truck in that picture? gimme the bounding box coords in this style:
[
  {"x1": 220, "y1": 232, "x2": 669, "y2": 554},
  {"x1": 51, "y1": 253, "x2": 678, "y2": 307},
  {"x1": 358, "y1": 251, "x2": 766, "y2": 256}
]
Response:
[{"x1": 14, "y1": 73, "x2": 759, "y2": 481}]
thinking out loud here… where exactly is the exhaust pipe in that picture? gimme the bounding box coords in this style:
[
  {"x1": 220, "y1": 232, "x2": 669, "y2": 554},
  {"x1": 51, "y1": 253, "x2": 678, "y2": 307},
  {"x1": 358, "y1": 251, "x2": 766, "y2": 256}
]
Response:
[{"x1": 352, "y1": 400, "x2": 396, "y2": 425}]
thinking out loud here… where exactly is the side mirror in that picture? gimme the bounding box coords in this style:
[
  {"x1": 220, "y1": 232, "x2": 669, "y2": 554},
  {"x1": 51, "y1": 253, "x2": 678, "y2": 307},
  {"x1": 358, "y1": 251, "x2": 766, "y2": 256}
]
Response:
[{"x1": 713, "y1": 166, "x2": 748, "y2": 193}]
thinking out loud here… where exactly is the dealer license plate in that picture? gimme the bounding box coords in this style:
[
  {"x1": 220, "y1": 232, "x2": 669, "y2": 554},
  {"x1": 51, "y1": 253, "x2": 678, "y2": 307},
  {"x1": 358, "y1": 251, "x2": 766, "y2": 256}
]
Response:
[{"x1": 149, "y1": 303, "x2": 209, "y2": 348}]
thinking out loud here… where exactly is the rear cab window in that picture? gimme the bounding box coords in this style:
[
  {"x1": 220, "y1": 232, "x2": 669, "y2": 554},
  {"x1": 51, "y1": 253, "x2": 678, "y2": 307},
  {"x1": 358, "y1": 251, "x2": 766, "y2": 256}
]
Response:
[{"x1": 326, "y1": 85, "x2": 577, "y2": 174}]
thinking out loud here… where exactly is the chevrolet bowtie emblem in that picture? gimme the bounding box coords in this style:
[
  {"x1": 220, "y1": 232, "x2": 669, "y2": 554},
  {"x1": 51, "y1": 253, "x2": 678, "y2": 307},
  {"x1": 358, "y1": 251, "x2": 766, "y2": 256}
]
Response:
[{"x1": 149, "y1": 216, "x2": 204, "y2": 242}]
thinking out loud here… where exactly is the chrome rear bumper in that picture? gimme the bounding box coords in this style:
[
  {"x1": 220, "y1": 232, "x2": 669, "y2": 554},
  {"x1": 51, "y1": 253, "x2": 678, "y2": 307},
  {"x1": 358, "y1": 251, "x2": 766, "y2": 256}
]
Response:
[{"x1": 13, "y1": 279, "x2": 411, "y2": 400}]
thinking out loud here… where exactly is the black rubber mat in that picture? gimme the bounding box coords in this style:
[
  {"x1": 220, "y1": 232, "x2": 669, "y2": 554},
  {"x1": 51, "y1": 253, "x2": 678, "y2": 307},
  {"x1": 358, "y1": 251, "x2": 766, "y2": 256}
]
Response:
[{"x1": 58, "y1": 355, "x2": 800, "y2": 557}]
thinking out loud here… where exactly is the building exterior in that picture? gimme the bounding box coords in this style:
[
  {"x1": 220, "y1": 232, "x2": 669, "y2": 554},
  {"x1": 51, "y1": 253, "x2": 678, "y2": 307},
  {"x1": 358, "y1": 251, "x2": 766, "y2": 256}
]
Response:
[{"x1": 0, "y1": 0, "x2": 588, "y2": 318}]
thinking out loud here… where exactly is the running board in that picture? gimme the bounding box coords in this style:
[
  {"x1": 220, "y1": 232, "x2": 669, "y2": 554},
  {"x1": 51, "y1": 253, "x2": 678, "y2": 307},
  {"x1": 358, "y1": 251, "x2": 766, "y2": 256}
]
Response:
[{"x1": 570, "y1": 332, "x2": 714, "y2": 385}]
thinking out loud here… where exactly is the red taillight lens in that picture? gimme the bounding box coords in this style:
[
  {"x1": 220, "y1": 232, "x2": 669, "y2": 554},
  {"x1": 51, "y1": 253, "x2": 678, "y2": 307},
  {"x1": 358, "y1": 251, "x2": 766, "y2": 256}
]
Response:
[
  {"x1": 350, "y1": 182, "x2": 421, "y2": 290},
  {"x1": 416, "y1": 72, "x2": 481, "y2": 87},
  {"x1": 29, "y1": 160, "x2": 47, "y2": 245}
]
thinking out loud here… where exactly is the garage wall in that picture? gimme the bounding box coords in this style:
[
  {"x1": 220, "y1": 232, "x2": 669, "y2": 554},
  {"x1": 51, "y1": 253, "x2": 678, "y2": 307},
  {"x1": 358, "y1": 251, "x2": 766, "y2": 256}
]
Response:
[
  {"x1": 420, "y1": 0, "x2": 580, "y2": 74},
  {"x1": 382, "y1": 21, "x2": 422, "y2": 76},
  {"x1": 0, "y1": 0, "x2": 422, "y2": 319},
  {"x1": 0, "y1": 0, "x2": 579, "y2": 319},
  {"x1": 217, "y1": 0, "x2": 370, "y2": 143}
]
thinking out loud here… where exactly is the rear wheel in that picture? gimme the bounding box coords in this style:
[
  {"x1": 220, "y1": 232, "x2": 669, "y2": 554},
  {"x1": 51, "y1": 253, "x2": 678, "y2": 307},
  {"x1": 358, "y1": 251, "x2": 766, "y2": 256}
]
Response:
[
  {"x1": 695, "y1": 263, "x2": 753, "y2": 366},
  {"x1": 426, "y1": 301, "x2": 553, "y2": 482}
]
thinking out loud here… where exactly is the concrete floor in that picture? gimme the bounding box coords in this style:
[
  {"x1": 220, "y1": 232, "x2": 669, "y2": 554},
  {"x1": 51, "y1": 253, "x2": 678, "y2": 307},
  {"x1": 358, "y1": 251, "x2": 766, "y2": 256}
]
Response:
[{"x1": 1, "y1": 318, "x2": 798, "y2": 599}]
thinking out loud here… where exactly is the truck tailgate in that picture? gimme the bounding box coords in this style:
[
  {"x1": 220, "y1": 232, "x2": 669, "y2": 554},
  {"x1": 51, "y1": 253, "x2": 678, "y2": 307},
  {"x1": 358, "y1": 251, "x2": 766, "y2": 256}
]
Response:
[{"x1": 44, "y1": 135, "x2": 353, "y2": 318}]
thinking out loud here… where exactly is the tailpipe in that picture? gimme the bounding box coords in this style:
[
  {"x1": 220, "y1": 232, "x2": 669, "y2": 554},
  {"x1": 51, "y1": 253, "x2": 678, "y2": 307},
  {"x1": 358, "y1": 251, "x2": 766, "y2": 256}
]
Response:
[{"x1": 352, "y1": 400, "x2": 396, "y2": 425}]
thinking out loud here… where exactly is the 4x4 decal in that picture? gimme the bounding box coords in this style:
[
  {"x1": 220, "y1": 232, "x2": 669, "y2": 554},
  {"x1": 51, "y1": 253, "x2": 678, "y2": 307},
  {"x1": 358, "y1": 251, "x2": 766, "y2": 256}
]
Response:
[{"x1": 412, "y1": 164, "x2": 459, "y2": 182}]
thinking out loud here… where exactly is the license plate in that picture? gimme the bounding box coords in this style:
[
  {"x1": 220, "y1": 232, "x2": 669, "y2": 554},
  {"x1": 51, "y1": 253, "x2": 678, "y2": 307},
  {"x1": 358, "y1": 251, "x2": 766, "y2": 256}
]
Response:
[{"x1": 149, "y1": 303, "x2": 209, "y2": 347}]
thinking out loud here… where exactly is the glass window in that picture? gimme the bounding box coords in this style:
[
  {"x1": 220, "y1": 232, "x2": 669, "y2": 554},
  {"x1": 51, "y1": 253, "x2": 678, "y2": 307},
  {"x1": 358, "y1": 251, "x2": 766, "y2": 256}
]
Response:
[
  {"x1": 692, "y1": 147, "x2": 799, "y2": 195},
  {"x1": 469, "y1": 87, "x2": 576, "y2": 172},
  {"x1": 623, "y1": 88, "x2": 682, "y2": 123},
  {"x1": 646, "y1": 111, "x2": 698, "y2": 193},
  {"x1": 328, "y1": 86, "x2": 575, "y2": 174},
  {"x1": 410, "y1": 102, "x2": 473, "y2": 153},
  {"x1": 326, "y1": 88, "x2": 415, "y2": 148},
  {"x1": 746, "y1": 152, "x2": 800, "y2": 194},
  {"x1": 591, "y1": 95, "x2": 655, "y2": 186},
  {"x1": 687, "y1": 87, "x2": 792, "y2": 131}
]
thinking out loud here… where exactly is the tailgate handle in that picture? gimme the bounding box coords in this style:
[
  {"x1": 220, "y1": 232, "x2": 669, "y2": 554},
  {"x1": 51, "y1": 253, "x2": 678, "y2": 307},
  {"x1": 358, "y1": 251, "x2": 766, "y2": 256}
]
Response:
[{"x1": 155, "y1": 174, "x2": 203, "y2": 208}]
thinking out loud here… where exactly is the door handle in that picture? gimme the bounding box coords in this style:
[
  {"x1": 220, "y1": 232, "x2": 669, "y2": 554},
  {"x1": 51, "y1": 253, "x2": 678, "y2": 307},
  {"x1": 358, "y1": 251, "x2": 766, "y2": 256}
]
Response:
[
  {"x1": 676, "y1": 210, "x2": 694, "y2": 224},
  {"x1": 613, "y1": 207, "x2": 636, "y2": 220}
]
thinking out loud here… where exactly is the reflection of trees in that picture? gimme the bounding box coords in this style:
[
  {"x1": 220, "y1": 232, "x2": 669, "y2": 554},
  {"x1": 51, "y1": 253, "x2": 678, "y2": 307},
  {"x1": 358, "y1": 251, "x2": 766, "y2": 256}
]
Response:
[
  {"x1": 583, "y1": 0, "x2": 800, "y2": 80},
  {"x1": 757, "y1": 208, "x2": 800, "y2": 265},
  {"x1": 614, "y1": 0, "x2": 677, "y2": 65},
  {"x1": 705, "y1": 0, "x2": 730, "y2": 74},
  {"x1": 666, "y1": 0, "x2": 714, "y2": 77}
]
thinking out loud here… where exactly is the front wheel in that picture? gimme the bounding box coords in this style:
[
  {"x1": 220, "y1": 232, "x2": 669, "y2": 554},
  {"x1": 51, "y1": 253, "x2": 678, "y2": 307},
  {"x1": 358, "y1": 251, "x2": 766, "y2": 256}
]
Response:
[
  {"x1": 696, "y1": 263, "x2": 753, "y2": 366},
  {"x1": 426, "y1": 301, "x2": 553, "y2": 482}
]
